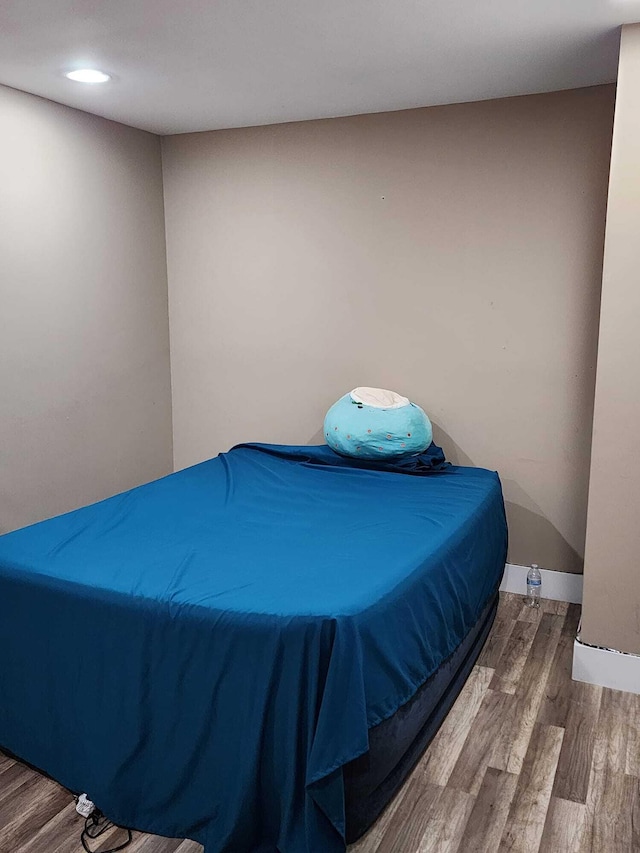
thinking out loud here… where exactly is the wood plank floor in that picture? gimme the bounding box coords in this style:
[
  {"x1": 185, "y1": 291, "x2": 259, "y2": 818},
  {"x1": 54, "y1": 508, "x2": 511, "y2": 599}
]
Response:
[{"x1": 2, "y1": 592, "x2": 639, "y2": 852}]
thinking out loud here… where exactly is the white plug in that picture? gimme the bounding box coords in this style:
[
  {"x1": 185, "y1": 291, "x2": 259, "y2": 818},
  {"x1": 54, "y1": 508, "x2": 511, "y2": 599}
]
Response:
[{"x1": 76, "y1": 793, "x2": 96, "y2": 817}]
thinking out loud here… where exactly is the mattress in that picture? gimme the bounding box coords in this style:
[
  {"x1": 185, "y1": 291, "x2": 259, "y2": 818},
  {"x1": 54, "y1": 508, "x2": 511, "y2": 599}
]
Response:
[
  {"x1": 0, "y1": 443, "x2": 507, "y2": 853},
  {"x1": 344, "y1": 589, "x2": 499, "y2": 842}
]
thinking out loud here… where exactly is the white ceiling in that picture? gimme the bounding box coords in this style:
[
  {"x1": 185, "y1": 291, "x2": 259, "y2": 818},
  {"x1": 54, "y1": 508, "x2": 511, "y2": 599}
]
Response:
[{"x1": 0, "y1": 0, "x2": 635, "y2": 135}]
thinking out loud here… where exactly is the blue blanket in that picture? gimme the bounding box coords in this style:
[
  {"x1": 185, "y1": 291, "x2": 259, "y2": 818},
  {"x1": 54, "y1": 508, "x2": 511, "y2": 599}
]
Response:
[{"x1": 0, "y1": 443, "x2": 507, "y2": 852}]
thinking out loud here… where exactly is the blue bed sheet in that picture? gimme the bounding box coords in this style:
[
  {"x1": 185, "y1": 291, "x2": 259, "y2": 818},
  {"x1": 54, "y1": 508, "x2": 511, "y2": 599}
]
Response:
[{"x1": 0, "y1": 443, "x2": 507, "y2": 852}]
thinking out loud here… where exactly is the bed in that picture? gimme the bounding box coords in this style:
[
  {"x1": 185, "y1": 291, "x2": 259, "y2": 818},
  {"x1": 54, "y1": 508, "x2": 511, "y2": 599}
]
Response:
[{"x1": 0, "y1": 442, "x2": 507, "y2": 853}]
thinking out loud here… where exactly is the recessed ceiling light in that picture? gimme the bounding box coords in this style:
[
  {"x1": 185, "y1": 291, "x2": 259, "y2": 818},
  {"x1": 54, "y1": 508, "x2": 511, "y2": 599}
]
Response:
[{"x1": 65, "y1": 69, "x2": 111, "y2": 84}]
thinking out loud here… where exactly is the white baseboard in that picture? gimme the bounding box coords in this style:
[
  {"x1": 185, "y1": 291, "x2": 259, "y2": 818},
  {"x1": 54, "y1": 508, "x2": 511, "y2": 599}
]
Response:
[
  {"x1": 572, "y1": 636, "x2": 640, "y2": 695},
  {"x1": 500, "y1": 565, "x2": 639, "y2": 695},
  {"x1": 499, "y1": 562, "x2": 583, "y2": 604}
]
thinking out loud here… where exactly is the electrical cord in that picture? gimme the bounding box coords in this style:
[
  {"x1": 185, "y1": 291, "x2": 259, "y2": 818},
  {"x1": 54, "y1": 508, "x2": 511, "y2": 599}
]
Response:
[
  {"x1": 0, "y1": 749, "x2": 134, "y2": 853},
  {"x1": 80, "y1": 809, "x2": 133, "y2": 853}
]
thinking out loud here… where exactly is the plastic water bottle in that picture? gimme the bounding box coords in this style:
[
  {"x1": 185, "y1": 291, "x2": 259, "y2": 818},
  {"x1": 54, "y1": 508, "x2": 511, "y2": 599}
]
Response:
[{"x1": 526, "y1": 564, "x2": 542, "y2": 608}]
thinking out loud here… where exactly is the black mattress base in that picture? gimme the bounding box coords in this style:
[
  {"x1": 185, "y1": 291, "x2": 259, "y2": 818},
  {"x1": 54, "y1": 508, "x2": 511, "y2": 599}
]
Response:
[{"x1": 343, "y1": 589, "x2": 499, "y2": 843}]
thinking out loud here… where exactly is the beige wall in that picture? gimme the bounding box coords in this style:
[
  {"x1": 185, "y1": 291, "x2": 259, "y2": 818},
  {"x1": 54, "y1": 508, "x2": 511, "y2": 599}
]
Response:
[
  {"x1": 582, "y1": 27, "x2": 640, "y2": 654},
  {"x1": 0, "y1": 85, "x2": 173, "y2": 533},
  {"x1": 162, "y1": 85, "x2": 615, "y2": 574}
]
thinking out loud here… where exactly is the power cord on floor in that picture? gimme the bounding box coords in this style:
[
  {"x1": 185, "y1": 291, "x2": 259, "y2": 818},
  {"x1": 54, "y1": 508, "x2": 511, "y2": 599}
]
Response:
[
  {"x1": 79, "y1": 807, "x2": 133, "y2": 853},
  {"x1": 0, "y1": 752, "x2": 135, "y2": 853}
]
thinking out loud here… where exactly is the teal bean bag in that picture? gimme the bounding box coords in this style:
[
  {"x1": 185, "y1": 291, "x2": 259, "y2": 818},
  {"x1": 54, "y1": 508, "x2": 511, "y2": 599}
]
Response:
[{"x1": 324, "y1": 387, "x2": 432, "y2": 460}]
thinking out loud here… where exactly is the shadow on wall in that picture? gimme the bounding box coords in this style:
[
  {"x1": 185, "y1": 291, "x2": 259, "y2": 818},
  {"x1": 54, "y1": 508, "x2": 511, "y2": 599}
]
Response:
[
  {"x1": 504, "y1": 490, "x2": 583, "y2": 575},
  {"x1": 431, "y1": 422, "x2": 475, "y2": 467},
  {"x1": 432, "y1": 422, "x2": 584, "y2": 575}
]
